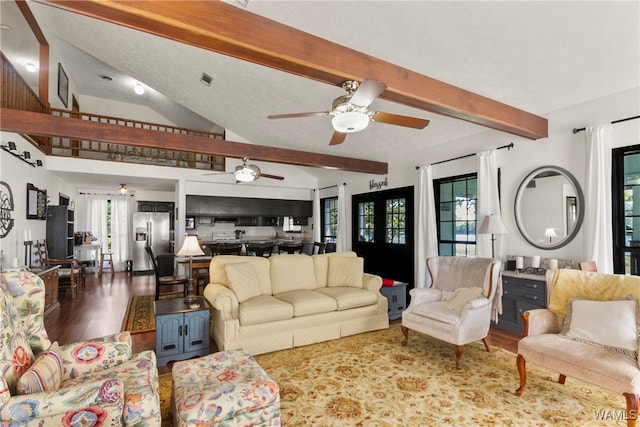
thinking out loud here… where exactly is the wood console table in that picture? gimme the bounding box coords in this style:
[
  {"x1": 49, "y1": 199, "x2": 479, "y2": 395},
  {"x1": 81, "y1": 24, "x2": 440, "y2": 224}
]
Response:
[{"x1": 37, "y1": 266, "x2": 60, "y2": 316}]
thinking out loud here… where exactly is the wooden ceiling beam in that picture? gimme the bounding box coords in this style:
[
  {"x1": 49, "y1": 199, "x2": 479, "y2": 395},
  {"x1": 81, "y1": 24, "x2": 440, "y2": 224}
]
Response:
[
  {"x1": 45, "y1": 0, "x2": 548, "y2": 140},
  {"x1": 0, "y1": 108, "x2": 388, "y2": 174}
]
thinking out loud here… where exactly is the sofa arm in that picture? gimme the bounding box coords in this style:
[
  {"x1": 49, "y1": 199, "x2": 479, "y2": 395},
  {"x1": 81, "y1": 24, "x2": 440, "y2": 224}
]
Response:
[
  {"x1": 58, "y1": 332, "x2": 132, "y2": 381},
  {"x1": 407, "y1": 288, "x2": 443, "y2": 307},
  {"x1": 467, "y1": 297, "x2": 490, "y2": 310},
  {"x1": 521, "y1": 309, "x2": 562, "y2": 337},
  {"x1": 362, "y1": 273, "x2": 382, "y2": 291},
  {"x1": 0, "y1": 378, "x2": 124, "y2": 423},
  {"x1": 203, "y1": 283, "x2": 240, "y2": 320}
]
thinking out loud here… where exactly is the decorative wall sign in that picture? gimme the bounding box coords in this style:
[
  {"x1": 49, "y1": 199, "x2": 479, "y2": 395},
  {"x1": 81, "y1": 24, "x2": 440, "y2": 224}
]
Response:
[
  {"x1": 26, "y1": 183, "x2": 47, "y2": 220},
  {"x1": 57, "y1": 63, "x2": 69, "y2": 108},
  {"x1": 0, "y1": 181, "x2": 15, "y2": 238},
  {"x1": 369, "y1": 177, "x2": 389, "y2": 191}
]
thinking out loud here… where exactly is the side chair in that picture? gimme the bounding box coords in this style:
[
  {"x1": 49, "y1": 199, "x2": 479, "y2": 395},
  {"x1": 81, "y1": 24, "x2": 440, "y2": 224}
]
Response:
[
  {"x1": 145, "y1": 246, "x2": 189, "y2": 300},
  {"x1": 34, "y1": 239, "x2": 83, "y2": 298}
]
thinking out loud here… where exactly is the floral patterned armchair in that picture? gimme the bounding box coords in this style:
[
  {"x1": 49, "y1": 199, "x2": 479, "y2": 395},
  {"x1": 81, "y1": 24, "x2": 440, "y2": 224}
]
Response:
[{"x1": 0, "y1": 270, "x2": 161, "y2": 426}]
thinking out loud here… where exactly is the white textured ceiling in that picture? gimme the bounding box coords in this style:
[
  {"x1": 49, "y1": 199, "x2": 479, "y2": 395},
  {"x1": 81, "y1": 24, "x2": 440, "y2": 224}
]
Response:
[{"x1": 1, "y1": 0, "x2": 639, "y2": 190}]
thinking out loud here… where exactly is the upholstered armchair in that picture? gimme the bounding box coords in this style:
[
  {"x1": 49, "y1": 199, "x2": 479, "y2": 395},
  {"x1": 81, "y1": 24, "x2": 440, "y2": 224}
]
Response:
[
  {"x1": 401, "y1": 256, "x2": 502, "y2": 368},
  {"x1": 516, "y1": 269, "x2": 640, "y2": 427},
  {"x1": 0, "y1": 270, "x2": 161, "y2": 426}
]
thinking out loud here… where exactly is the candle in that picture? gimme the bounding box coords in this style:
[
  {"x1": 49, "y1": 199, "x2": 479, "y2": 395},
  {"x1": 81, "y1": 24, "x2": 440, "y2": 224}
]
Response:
[
  {"x1": 532, "y1": 256, "x2": 541, "y2": 269},
  {"x1": 24, "y1": 230, "x2": 28, "y2": 242},
  {"x1": 549, "y1": 259, "x2": 558, "y2": 270},
  {"x1": 28, "y1": 230, "x2": 31, "y2": 241},
  {"x1": 515, "y1": 256, "x2": 524, "y2": 269},
  {"x1": 12, "y1": 258, "x2": 18, "y2": 268}
]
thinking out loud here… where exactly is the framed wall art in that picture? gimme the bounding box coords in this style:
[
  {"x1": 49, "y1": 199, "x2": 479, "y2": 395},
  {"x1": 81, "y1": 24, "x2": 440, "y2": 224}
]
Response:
[
  {"x1": 57, "y1": 63, "x2": 68, "y2": 108},
  {"x1": 27, "y1": 183, "x2": 47, "y2": 220}
]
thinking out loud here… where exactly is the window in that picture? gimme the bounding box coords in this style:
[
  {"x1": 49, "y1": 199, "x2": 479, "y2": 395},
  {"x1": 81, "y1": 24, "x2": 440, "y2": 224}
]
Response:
[
  {"x1": 613, "y1": 145, "x2": 640, "y2": 274},
  {"x1": 321, "y1": 197, "x2": 338, "y2": 243},
  {"x1": 357, "y1": 201, "x2": 375, "y2": 242},
  {"x1": 386, "y1": 197, "x2": 406, "y2": 244},
  {"x1": 434, "y1": 173, "x2": 477, "y2": 256}
]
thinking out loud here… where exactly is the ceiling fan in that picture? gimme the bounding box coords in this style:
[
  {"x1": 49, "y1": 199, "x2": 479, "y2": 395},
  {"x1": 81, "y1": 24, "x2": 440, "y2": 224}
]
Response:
[
  {"x1": 268, "y1": 80, "x2": 430, "y2": 145},
  {"x1": 204, "y1": 157, "x2": 284, "y2": 183}
]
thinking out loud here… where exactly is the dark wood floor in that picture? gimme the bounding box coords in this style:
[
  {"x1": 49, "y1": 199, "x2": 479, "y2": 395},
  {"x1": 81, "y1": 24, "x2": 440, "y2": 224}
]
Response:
[{"x1": 44, "y1": 271, "x2": 521, "y2": 373}]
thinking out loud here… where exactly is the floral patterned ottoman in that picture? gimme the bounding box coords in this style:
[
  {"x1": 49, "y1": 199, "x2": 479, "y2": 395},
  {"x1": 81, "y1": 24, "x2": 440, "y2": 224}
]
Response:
[{"x1": 171, "y1": 350, "x2": 281, "y2": 426}]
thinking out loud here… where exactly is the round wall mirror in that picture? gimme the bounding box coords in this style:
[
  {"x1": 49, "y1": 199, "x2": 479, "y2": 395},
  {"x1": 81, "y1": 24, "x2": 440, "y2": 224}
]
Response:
[{"x1": 514, "y1": 166, "x2": 584, "y2": 250}]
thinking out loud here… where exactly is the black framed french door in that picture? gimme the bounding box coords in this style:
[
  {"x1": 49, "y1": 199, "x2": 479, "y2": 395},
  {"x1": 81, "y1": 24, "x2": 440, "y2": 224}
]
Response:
[
  {"x1": 612, "y1": 144, "x2": 640, "y2": 275},
  {"x1": 352, "y1": 186, "x2": 414, "y2": 297}
]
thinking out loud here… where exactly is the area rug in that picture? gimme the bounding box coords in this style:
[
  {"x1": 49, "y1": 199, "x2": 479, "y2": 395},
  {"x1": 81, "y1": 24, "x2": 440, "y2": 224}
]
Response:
[
  {"x1": 159, "y1": 326, "x2": 627, "y2": 426},
  {"x1": 120, "y1": 293, "x2": 183, "y2": 334}
]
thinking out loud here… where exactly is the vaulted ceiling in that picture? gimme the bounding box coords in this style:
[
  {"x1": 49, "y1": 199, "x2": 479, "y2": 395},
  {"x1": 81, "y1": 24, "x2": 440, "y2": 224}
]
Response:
[{"x1": 1, "y1": 1, "x2": 638, "y2": 189}]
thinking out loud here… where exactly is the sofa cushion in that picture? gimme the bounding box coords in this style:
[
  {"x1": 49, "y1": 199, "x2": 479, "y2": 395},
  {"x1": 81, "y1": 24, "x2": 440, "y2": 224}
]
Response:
[
  {"x1": 239, "y1": 295, "x2": 294, "y2": 326},
  {"x1": 327, "y1": 256, "x2": 364, "y2": 288},
  {"x1": 16, "y1": 342, "x2": 63, "y2": 394},
  {"x1": 210, "y1": 256, "x2": 272, "y2": 296},
  {"x1": 561, "y1": 298, "x2": 638, "y2": 360},
  {"x1": 313, "y1": 252, "x2": 357, "y2": 287},
  {"x1": 410, "y1": 301, "x2": 460, "y2": 325},
  {"x1": 224, "y1": 262, "x2": 262, "y2": 303},
  {"x1": 270, "y1": 255, "x2": 317, "y2": 294},
  {"x1": 315, "y1": 287, "x2": 379, "y2": 310},
  {"x1": 275, "y1": 290, "x2": 337, "y2": 316}
]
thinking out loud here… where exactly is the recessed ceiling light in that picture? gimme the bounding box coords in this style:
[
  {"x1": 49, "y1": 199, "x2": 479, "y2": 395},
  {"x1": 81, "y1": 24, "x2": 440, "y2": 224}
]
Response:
[
  {"x1": 134, "y1": 83, "x2": 145, "y2": 95},
  {"x1": 0, "y1": 24, "x2": 12, "y2": 31},
  {"x1": 25, "y1": 63, "x2": 36, "y2": 73},
  {"x1": 99, "y1": 74, "x2": 113, "y2": 81}
]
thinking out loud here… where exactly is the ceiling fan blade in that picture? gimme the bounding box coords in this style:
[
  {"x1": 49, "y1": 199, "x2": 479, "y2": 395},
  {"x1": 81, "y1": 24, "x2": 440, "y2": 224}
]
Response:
[
  {"x1": 349, "y1": 80, "x2": 386, "y2": 107},
  {"x1": 202, "y1": 171, "x2": 234, "y2": 176},
  {"x1": 258, "y1": 173, "x2": 285, "y2": 181},
  {"x1": 267, "y1": 112, "x2": 328, "y2": 119},
  {"x1": 371, "y1": 111, "x2": 430, "y2": 129},
  {"x1": 329, "y1": 131, "x2": 347, "y2": 146}
]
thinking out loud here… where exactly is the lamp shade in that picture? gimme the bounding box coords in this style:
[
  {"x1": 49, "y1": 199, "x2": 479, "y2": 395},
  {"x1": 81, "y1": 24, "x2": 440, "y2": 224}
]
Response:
[
  {"x1": 332, "y1": 111, "x2": 369, "y2": 133},
  {"x1": 177, "y1": 235, "x2": 204, "y2": 257},
  {"x1": 478, "y1": 214, "x2": 509, "y2": 235},
  {"x1": 544, "y1": 228, "x2": 558, "y2": 238}
]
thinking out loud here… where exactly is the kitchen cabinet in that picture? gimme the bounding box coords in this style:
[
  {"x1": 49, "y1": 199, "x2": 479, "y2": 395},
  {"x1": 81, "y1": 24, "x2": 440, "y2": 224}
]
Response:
[
  {"x1": 46, "y1": 206, "x2": 74, "y2": 259},
  {"x1": 186, "y1": 195, "x2": 312, "y2": 218},
  {"x1": 154, "y1": 297, "x2": 210, "y2": 366},
  {"x1": 496, "y1": 272, "x2": 546, "y2": 335}
]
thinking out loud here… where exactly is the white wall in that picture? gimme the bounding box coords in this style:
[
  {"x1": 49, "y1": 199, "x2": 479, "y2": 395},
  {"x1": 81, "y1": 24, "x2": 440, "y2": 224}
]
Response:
[{"x1": 0, "y1": 133, "x2": 76, "y2": 268}]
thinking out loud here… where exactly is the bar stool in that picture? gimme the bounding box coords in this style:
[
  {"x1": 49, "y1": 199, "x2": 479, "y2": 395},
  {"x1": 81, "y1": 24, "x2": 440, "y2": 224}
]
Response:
[{"x1": 99, "y1": 249, "x2": 114, "y2": 276}]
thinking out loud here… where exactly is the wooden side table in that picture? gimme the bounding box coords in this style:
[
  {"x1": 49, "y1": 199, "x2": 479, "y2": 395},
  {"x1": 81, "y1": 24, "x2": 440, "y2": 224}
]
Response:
[{"x1": 154, "y1": 296, "x2": 210, "y2": 366}]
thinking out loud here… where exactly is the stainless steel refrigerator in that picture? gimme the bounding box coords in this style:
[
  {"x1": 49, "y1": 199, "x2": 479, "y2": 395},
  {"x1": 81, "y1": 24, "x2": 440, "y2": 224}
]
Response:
[{"x1": 132, "y1": 212, "x2": 170, "y2": 274}]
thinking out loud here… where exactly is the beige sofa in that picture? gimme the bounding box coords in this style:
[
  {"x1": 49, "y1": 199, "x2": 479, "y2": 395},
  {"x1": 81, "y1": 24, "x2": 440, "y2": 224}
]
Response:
[{"x1": 203, "y1": 252, "x2": 389, "y2": 355}]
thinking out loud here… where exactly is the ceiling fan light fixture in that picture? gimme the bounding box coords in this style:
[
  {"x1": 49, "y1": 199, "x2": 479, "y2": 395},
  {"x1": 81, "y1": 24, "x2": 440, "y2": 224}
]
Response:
[
  {"x1": 332, "y1": 111, "x2": 369, "y2": 133},
  {"x1": 234, "y1": 165, "x2": 257, "y2": 182}
]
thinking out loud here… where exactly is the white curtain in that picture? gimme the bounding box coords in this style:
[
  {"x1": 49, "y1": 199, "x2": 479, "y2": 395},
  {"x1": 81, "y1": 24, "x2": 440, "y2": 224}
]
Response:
[
  {"x1": 78, "y1": 194, "x2": 108, "y2": 246},
  {"x1": 336, "y1": 184, "x2": 348, "y2": 252},
  {"x1": 476, "y1": 149, "x2": 503, "y2": 259},
  {"x1": 584, "y1": 123, "x2": 613, "y2": 273},
  {"x1": 313, "y1": 189, "x2": 321, "y2": 242},
  {"x1": 417, "y1": 165, "x2": 438, "y2": 288},
  {"x1": 110, "y1": 196, "x2": 132, "y2": 271}
]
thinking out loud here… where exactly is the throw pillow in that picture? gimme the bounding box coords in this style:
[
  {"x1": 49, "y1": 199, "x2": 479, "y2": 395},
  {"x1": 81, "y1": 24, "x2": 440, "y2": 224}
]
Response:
[
  {"x1": 224, "y1": 262, "x2": 262, "y2": 303},
  {"x1": 327, "y1": 257, "x2": 364, "y2": 288},
  {"x1": 16, "y1": 342, "x2": 63, "y2": 394},
  {"x1": 445, "y1": 287, "x2": 484, "y2": 311},
  {"x1": 560, "y1": 297, "x2": 639, "y2": 360}
]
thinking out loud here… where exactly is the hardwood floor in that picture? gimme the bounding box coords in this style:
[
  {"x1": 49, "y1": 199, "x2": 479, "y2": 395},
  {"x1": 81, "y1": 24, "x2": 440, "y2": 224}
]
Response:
[{"x1": 44, "y1": 271, "x2": 521, "y2": 372}]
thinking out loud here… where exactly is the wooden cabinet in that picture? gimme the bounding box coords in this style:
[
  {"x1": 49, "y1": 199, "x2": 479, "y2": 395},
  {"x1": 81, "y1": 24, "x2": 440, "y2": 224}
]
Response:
[
  {"x1": 186, "y1": 195, "x2": 312, "y2": 218},
  {"x1": 380, "y1": 281, "x2": 407, "y2": 320},
  {"x1": 46, "y1": 206, "x2": 74, "y2": 259},
  {"x1": 38, "y1": 266, "x2": 60, "y2": 316},
  {"x1": 496, "y1": 273, "x2": 546, "y2": 335},
  {"x1": 154, "y1": 297, "x2": 210, "y2": 366}
]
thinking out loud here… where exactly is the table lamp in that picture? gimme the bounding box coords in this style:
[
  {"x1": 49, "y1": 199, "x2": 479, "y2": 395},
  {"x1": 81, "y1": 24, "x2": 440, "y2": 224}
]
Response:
[
  {"x1": 478, "y1": 214, "x2": 508, "y2": 258},
  {"x1": 544, "y1": 228, "x2": 558, "y2": 243},
  {"x1": 177, "y1": 235, "x2": 204, "y2": 301}
]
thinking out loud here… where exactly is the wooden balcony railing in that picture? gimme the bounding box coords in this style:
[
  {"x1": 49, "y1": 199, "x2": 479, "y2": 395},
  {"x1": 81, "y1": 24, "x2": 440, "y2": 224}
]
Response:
[
  {"x1": 49, "y1": 109, "x2": 226, "y2": 171},
  {"x1": 0, "y1": 51, "x2": 50, "y2": 149}
]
